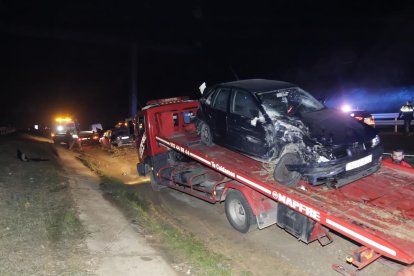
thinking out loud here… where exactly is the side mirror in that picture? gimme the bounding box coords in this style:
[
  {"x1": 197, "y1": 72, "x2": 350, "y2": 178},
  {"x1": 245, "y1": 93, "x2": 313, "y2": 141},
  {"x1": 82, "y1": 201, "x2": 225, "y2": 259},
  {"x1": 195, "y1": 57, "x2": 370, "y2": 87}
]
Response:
[{"x1": 199, "y1": 82, "x2": 207, "y2": 94}]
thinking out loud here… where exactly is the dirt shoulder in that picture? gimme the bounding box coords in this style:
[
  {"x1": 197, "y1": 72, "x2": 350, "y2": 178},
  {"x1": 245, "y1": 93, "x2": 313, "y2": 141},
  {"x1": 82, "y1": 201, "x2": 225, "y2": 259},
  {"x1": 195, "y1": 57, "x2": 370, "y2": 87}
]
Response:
[
  {"x1": 56, "y1": 144, "x2": 176, "y2": 276},
  {"x1": 0, "y1": 133, "x2": 176, "y2": 275}
]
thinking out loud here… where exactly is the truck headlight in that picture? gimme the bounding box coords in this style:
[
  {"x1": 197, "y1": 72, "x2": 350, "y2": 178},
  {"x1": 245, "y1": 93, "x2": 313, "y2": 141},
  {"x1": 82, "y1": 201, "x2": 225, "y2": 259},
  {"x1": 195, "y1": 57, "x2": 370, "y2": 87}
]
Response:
[{"x1": 371, "y1": 135, "x2": 380, "y2": 147}]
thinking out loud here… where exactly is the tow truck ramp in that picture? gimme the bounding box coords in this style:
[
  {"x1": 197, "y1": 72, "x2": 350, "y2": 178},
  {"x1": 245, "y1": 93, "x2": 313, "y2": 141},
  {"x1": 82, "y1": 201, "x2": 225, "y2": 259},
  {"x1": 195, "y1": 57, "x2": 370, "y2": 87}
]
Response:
[{"x1": 154, "y1": 132, "x2": 414, "y2": 274}]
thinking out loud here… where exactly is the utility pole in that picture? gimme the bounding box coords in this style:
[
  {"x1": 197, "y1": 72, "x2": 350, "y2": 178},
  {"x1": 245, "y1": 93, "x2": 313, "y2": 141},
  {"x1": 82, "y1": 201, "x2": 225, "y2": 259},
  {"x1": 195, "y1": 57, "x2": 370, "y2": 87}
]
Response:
[{"x1": 130, "y1": 41, "x2": 138, "y2": 118}]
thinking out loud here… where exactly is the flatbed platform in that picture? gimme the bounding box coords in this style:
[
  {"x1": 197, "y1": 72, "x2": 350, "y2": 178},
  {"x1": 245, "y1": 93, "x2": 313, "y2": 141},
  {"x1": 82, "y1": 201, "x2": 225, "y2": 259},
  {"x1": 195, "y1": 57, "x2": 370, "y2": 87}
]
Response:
[{"x1": 156, "y1": 131, "x2": 414, "y2": 265}]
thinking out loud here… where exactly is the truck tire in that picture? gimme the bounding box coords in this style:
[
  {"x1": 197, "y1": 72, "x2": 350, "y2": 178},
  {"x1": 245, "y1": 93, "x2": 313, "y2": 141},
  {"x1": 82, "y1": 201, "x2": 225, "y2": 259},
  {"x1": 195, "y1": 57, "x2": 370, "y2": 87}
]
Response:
[
  {"x1": 200, "y1": 122, "x2": 213, "y2": 147},
  {"x1": 225, "y1": 190, "x2": 255, "y2": 233},
  {"x1": 273, "y1": 152, "x2": 302, "y2": 186}
]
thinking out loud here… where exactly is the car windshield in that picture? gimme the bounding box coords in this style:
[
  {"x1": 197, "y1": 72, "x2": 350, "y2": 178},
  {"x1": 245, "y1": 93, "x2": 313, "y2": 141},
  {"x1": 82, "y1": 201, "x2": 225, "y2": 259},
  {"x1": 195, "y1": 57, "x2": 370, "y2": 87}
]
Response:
[{"x1": 256, "y1": 87, "x2": 325, "y2": 119}]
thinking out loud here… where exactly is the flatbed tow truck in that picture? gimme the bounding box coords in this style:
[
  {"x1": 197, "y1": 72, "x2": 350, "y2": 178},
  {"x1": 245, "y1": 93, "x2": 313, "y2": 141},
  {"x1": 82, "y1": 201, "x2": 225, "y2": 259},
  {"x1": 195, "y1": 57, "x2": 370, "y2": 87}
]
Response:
[{"x1": 135, "y1": 97, "x2": 414, "y2": 275}]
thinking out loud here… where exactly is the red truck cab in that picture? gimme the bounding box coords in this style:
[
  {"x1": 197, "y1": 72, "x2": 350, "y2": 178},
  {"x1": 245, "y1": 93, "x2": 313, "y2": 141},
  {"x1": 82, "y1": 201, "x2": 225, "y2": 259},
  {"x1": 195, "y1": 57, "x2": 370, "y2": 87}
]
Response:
[{"x1": 135, "y1": 97, "x2": 199, "y2": 178}]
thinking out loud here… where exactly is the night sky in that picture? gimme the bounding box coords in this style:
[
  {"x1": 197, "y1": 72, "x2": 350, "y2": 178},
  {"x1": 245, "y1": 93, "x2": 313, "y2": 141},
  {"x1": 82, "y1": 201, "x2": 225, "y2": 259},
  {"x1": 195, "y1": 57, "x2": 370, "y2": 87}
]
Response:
[{"x1": 2, "y1": 1, "x2": 414, "y2": 128}]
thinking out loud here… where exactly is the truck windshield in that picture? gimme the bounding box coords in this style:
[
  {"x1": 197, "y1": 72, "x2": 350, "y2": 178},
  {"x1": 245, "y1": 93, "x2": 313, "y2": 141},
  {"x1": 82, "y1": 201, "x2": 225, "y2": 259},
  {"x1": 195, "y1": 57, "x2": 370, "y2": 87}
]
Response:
[
  {"x1": 54, "y1": 122, "x2": 76, "y2": 133},
  {"x1": 256, "y1": 87, "x2": 324, "y2": 119}
]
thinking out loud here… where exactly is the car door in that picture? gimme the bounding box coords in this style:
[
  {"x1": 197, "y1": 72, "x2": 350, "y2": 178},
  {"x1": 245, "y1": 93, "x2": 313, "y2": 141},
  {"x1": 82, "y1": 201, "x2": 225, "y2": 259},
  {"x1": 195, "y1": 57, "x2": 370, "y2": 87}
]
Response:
[
  {"x1": 208, "y1": 87, "x2": 231, "y2": 144},
  {"x1": 227, "y1": 89, "x2": 268, "y2": 157}
]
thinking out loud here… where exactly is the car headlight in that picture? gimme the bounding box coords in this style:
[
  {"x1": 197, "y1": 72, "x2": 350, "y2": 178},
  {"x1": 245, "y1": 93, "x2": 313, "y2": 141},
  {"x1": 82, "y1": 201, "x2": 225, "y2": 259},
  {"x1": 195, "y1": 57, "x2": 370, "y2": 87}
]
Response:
[{"x1": 371, "y1": 135, "x2": 380, "y2": 147}]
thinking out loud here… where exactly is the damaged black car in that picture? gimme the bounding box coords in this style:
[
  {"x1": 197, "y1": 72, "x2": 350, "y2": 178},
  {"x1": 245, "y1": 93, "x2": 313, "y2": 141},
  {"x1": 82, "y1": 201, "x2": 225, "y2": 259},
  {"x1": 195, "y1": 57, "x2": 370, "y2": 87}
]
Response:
[{"x1": 196, "y1": 79, "x2": 383, "y2": 188}]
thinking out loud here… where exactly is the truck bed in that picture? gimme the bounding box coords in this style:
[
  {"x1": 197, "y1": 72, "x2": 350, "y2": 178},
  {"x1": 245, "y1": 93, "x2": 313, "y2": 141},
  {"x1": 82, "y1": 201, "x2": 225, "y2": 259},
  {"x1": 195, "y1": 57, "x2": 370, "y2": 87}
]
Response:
[{"x1": 156, "y1": 131, "x2": 414, "y2": 265}]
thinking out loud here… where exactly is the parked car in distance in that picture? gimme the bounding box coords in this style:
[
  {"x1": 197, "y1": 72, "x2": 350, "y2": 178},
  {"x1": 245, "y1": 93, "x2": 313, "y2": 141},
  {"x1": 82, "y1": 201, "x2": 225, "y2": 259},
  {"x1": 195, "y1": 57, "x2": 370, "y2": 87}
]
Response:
[
  {"x1": 99, "y1": 127, "x2": 134, "y2": 147},
  {"x1": 348, "y1": 110, "x2": 375, "y2": 127},
  {"x1": 78, "y1": 130, "x2": 100, "y2": 145},
  {"x1": 196, "y1": 79, "x2": 383, "y2": 187}
]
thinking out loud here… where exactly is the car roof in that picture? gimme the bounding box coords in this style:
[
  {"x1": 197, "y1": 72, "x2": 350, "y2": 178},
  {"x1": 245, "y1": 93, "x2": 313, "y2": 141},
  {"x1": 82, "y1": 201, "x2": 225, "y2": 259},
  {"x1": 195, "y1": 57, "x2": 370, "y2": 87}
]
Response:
[{"x1": 218, "y1": 79, "x2": 295, "y2": 93}]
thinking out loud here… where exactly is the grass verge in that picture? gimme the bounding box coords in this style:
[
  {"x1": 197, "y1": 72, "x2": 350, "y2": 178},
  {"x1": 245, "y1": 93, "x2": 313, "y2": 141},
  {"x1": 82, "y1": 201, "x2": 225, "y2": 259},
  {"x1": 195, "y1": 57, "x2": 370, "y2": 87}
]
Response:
[
  {"x1": 79, "y1": 156, "x2": 232, "y2": 275},
  {"x1": 0, "y1": 134, "x2": 90, "y2": 275}
]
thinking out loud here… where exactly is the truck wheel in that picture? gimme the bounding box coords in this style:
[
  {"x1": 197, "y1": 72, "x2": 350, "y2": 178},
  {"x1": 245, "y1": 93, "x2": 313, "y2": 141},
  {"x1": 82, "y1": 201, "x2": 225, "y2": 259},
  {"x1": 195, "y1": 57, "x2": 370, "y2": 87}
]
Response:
[
  {"x1": 200, "y1": 122, "x2": 213, "y2": 146},
  {"x1": 225, "y1": 190, "x2": 255, "y2": 233},
  {"x1": 273, "y1": 153, "x2": 302, "y2": 186}
]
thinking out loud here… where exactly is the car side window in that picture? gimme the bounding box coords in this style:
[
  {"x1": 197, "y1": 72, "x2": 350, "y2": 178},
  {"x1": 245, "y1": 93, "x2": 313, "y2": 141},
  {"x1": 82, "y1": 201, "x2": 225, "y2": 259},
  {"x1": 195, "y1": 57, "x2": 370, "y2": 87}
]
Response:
[
  {"x1": 231, "y1": 89, "x2": 259, "y2": 118},
  {"x1": 212, "y1": 88, "x2": 230, "y2": 112}
]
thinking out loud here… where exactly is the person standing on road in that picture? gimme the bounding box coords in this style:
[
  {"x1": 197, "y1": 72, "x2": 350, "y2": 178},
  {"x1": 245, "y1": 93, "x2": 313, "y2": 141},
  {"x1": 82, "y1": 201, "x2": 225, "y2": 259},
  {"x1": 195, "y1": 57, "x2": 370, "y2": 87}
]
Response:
[
  {"x1": 68, "y1": 123, "x2": 83, "y2": 151},
  {"x1": 398, "y1": 100, "x2": 414, "y2": 134},
  {"x1": 383, "y1": 149, "x2": 413, "y2": 168}
]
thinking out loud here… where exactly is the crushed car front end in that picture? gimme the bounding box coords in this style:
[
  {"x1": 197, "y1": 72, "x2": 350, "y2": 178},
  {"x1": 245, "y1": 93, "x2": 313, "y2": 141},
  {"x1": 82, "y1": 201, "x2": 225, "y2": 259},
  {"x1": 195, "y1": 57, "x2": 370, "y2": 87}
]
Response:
[
  {"x1": 256, "y1": 86, "x2": 383, "y2": 187},
  {"x1": 288, "y1": 137, "x2": 383, "y2": 187}
]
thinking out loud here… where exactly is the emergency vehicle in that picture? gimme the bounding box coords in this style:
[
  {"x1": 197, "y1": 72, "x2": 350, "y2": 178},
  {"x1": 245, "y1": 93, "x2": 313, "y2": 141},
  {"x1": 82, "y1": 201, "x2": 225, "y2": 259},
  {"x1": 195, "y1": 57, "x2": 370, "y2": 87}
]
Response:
[
  {"x1": 51, "y1": 117, "x2": 77, "y2": 144},
  {"x1": 135, "y1": 97, "x2": 414, "y2": 274}
]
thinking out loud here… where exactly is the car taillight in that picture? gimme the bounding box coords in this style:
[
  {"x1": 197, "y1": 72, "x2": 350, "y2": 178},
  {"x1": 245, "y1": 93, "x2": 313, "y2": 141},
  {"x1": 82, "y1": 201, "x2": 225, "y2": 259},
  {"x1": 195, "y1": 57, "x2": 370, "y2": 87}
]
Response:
[
  {"x1": 93, "y1": 135, "x2": 99, "y2": 140},
  {"x1": 355, "y1": 116, "x2": 363, "y2": 121}
]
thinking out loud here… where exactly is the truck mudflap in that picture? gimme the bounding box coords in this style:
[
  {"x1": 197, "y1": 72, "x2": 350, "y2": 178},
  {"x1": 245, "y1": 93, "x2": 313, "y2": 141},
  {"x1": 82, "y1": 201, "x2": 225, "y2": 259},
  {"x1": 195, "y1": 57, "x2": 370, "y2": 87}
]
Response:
[{"x1": 277, "y1": 204, "x2": 332, "y2": 245}]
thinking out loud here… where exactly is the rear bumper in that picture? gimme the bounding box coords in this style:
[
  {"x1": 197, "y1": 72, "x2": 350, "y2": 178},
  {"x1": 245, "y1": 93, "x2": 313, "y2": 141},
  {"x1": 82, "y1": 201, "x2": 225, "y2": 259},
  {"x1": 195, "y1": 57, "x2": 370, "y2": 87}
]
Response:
[
  {"x1": 79, "y1": 137, "x2": 100, "y2": 145},
  {"x1": 53, "y1": 135, "x2": 71, "y2": 143},
  {"x1": 111, "y1": 137, "x2": 134, "y2": 146},
  {"x1": 289, "y1": 146, "x2": 383, "y2": 187}
]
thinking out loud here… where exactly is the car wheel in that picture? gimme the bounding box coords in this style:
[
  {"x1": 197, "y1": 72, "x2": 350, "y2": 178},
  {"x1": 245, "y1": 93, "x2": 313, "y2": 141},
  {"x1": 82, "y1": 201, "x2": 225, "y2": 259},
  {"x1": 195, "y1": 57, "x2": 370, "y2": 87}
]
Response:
[
  {"x1": 200, "y1": 122, "x2": 213, "y2": 146},
  {"x1": 225, "y1": 190, "x2": 255, "y2": 233},
  {"x1": 273, "y1": 153, "x2": 302, "y2": 186},
  {"x1": 117, "y1": 137, "x2": 123, "y2": 147}
]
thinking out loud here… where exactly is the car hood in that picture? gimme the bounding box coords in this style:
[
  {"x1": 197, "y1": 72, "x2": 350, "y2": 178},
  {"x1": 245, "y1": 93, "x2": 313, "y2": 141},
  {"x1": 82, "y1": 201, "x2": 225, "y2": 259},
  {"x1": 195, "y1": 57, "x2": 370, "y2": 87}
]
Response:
[{"x1": 298, "y1": 108, "x2": 377, "y2": 146}]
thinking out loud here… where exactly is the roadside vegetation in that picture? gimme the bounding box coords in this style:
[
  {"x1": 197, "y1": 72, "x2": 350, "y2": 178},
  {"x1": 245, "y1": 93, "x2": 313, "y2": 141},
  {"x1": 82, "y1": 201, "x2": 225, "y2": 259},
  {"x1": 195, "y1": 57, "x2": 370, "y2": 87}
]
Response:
[
  {"x1": 79, "y1": 155, "x2": 233, "y2": 276},
  {"x1": 0, "y1": 134, "x2": 91, "y2": 275}
]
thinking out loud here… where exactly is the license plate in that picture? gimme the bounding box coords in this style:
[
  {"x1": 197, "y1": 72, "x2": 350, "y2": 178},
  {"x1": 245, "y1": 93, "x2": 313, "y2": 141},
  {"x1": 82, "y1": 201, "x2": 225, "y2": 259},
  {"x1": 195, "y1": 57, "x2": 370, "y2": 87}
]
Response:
[{"x1": 346, "y1": 154, "x2": 372, "y2": 171}]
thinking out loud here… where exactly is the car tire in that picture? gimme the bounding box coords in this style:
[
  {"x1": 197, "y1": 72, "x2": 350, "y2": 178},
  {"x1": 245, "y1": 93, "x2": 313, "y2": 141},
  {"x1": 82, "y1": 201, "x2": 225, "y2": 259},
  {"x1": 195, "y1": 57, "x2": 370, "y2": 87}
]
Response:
[
  {"x1": 200, "y1": 122, "x2": 213, "y2": 147},
  {"x1": 117, "y1": 137, "x2": 123, "y2": 147},
  {"x1": 273, "y1": 152, "x2": 302, "y2": 186},
  {"x1": 225, "y1": 190, "x2": 255, "y2": 233}
]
